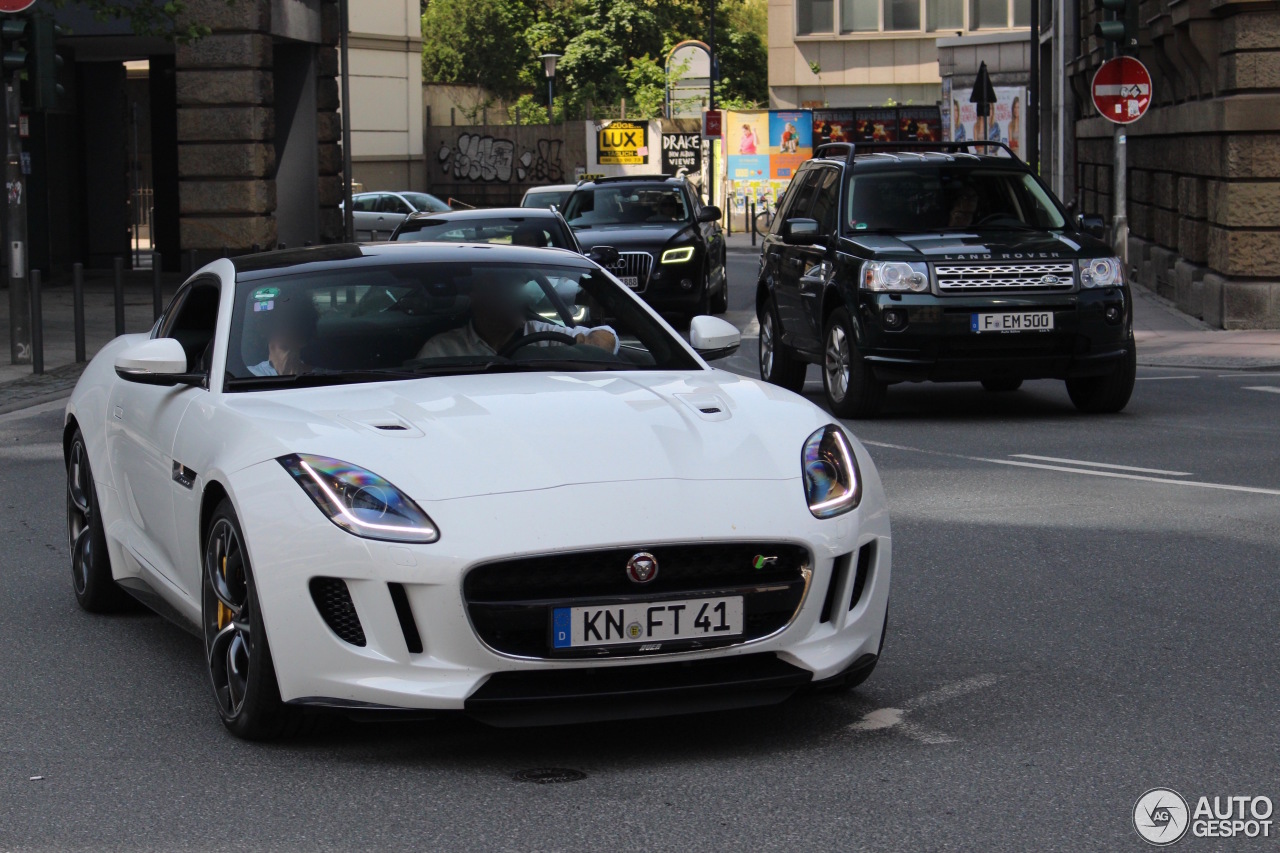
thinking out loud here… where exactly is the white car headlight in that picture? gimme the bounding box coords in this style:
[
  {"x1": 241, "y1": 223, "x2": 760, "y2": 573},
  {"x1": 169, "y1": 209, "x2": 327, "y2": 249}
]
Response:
[
  {"x1": 802, "y1": 425, "x2": 862, "y2": 519},
  {"x1": 278, "y1": 454, "x2": 439, "y2": 543},
  {"x1": 1079, "y1": 257, "x2": 1123, "y2": 288},
  {"x1": 862, "y1": 260, "x2": 929, "y2": 293},
  {"x1": 661, "y1": 246, "x2": 695, "y2": 264}
]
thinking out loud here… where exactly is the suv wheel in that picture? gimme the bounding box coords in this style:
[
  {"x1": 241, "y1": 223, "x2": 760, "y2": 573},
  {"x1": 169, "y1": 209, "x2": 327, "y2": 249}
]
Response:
[
  {"x1": 981, "y1": 378, "x2": 1023, "y2": 393},
  {"x1": 823, "y1": 307, "x2": 886, "y2": 419},
  {"x1": 759, "y1": 295, "x2": 806, "y2": 393},
  {"x1": 1066, "y1": 338, "x2": 1137, "y2": 413}
]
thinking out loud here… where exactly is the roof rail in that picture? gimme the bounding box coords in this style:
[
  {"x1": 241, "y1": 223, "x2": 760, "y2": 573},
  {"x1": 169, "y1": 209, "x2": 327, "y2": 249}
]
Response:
[
  {"x1": 808, "y1": 139, "x2": 1019, "y2": 166},
  {"x1": 584, "y1": 174, "x2": 676, "y2": 184}
]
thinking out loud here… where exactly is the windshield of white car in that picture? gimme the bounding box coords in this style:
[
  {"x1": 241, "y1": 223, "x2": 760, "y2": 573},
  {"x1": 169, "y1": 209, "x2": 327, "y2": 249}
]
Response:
[
  {"x1": 845, "y1": 167, "x2": 1067, "y2": 233},
  {"x1": 562, "y1": 185, "x2": 690, "y2": 228},
  {"x1": 521, "y1": 191, "x2": 569, "y2": 209},
  {"x1": 393, "y1": 217, "x2": 572, "y2": 249},
  {"x1": 225, "y1": 260, "x2": 699, "y2": 389},
  {"x1": 402, "y1": 192, "x2": 451, "y2": 213}
]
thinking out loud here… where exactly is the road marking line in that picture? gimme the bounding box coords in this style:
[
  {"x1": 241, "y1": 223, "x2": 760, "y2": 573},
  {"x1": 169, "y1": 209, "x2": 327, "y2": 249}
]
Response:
[
  {"x1": 1010, "y1": 454, "x2": 1193, "y2": 477},
  {"x1": 1218, "y1": 374, "x2": 1280, "y2": 378},
  {"x1": 1135, "y1": 375, "x2": 1199, "y2": 381},
  {"x1": 861, "y1": 439, "x2": 1280, "y2": 496},
  {"x1": 847, "y1": 674, "x2": 1000, "y2": 744},
  {"x1": 1243, "y1": 386, "x2": 1280, "y2": 394}
]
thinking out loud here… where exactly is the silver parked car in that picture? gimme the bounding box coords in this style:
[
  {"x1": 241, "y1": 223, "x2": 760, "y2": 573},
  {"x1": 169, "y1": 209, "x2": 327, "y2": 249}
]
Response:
[
  {"x1": 344, "y1": 191, "x2": 451, "y2": 240},
  {"x1": 520, "y1": 184, "x2": 577, "y2": 209}
]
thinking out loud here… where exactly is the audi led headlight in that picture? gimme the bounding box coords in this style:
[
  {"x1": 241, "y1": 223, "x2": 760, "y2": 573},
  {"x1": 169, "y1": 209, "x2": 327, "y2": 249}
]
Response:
[
  {"x1": 862, "y1": 260, "x2": 929, "y2": 293},
  {"x1": 278, "y1": 454, "x2": 439, "y2": 543},
  {"x1": 660, "y1": 246, "x2": 695, "y2": 264},
  {"x1": 1079, "y1": 257, "x2": 1123, "y2": 288},
  {"x1": 802, "y1": 425, "x2": 862, "y2": 519}
]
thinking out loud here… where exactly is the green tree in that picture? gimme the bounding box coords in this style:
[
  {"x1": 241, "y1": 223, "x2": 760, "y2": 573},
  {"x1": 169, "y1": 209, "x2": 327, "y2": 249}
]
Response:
[{"x1": 421, "y1": 0, "x2": 533, "y2": 99}]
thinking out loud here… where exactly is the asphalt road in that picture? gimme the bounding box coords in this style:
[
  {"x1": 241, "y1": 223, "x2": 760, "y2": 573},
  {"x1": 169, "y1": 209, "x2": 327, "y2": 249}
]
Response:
[{"x1": 2, "y1": 253, "x2": 1279, "y2": 851}]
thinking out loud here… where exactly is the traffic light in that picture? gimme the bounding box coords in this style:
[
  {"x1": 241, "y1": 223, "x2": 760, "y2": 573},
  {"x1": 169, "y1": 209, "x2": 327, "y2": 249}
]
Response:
[
  {"x1": 1, "y1": 18, "x2": 28, "y2": 72},
  {"x1": 29, "y1": 17, "x2": 65, "y2": 111},
  {"x1": 1095, "y1": 0, "x2": 1138, "y2": 56}
]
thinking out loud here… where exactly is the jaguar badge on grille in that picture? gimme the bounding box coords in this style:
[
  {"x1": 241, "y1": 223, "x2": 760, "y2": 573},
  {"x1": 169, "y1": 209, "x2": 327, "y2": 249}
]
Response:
[{"x1": 625, "y1": 552, "x2": 658, "y2": 584}]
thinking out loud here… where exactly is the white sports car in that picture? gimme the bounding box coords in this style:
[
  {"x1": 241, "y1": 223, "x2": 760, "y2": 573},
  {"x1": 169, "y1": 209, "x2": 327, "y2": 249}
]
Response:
[{"x1": 63, "y1": 242, "x2": 891, "y2": 739}]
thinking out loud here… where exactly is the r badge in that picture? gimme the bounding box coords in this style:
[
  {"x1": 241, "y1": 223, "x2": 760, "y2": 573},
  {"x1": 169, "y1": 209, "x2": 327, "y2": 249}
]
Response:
[{"x1": 625, "y1": 551, "x2": 658, "y2": 584}]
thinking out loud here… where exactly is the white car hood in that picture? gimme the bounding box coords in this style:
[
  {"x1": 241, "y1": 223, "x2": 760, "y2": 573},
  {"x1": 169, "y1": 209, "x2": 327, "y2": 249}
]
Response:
[{"x1": 224, "y1": 371, "x2": 834, "y2": 502}]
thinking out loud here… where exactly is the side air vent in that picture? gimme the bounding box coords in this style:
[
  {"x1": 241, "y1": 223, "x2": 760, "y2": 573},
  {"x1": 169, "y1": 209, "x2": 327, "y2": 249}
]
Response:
[
  {"x1": 849, "y1": 542, "x2": 874, "y2": 611},
  {"x1": 309, "y1": 577, "x2": 366, "y2": 646},
  {"x1": 387, "y1": 582, "x2": 424, "y2": 654},
  {"x1": 699, "y1": 406, "x2": 722, "y2": 414},
  {"x1": 819, "y1": 552, "x2": 853, "y2": 624},
  {"x1": 374, "y1": 423, "x2": 408, "y2": 431}
]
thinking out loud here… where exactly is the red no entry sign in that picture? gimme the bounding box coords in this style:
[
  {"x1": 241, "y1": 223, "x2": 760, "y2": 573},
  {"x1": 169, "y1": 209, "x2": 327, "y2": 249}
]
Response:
[
  {"x1": 1092, "y1": 57, "x2": 1152, "y2": 125},
  {"x1": 0, "y1": 0, "x2": 36, "y2": 12}
]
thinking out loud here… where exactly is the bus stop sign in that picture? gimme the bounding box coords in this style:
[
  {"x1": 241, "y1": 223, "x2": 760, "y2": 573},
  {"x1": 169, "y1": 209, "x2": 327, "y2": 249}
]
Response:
[{"x1": 1092, "y1": 57, "x2": 1152, "y2": 125}]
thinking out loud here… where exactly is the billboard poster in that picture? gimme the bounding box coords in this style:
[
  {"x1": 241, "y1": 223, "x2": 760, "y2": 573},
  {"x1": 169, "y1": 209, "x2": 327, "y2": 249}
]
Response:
[
  {"x1": 899, "y1": 107, "x2": 942, "y2": 142},
  {"x1": 813, "y1": 109, "x2": 854, "y2": 147},
  {"x1": 853, "y1": 109, "x2": 898, "y2": 142},
  {"x1": 768, "y1": 110, "x2": 812, "y2": 179},
  {"x1": 661, "y1": 133, "x2": 702, "y2": 175},
  {"x1": 726, "y1": 111, "x2": 769, "y2": 183},
  {"x1": 596, "y1": 120, "x2": 649, "y2": 165},
  {"x1": 948, "y1": 87, "x2": 1024, "y2": 158}
]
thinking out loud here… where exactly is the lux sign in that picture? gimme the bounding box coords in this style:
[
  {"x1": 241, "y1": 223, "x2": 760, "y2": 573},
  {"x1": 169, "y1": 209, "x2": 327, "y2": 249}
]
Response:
[{"x1": 597, "y1": 120, "x2": 649, "y2": 165}]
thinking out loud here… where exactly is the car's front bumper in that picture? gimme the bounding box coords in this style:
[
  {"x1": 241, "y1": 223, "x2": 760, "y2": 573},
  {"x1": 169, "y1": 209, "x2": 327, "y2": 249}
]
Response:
[
  {"x1": 857, "y1": 287, "x2": 1131, "y2": 383},
  {"x1": 639, "y1": 253, "x2": 710, "y2": 312},
  {"x1": 227, "y1": 457, "x2": 891, "y2": 722}
]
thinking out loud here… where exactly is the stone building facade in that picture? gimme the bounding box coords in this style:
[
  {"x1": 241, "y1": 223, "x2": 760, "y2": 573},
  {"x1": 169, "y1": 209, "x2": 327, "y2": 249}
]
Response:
[{"x1": 1072, "y1": 1, "x2": 1280, "y2": 329}]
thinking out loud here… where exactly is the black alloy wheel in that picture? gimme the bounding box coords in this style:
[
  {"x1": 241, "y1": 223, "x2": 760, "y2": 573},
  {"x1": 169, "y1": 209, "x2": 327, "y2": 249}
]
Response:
[
  {"x1": 758, "y1": 295, "x2": 806, "y2": 393},
  {"x1": 66, "y1": 430, "x2": 131, "y2": 612},
  {"x1": 202, "y1": 499, "x2": 306, "y2": 739},
  {"x1": 822, "y1": 306, "x2": 886, "y2": 419}
]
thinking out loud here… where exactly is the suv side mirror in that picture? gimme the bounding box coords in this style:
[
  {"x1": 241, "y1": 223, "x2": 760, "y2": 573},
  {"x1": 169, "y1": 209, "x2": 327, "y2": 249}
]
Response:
[
  {"x1": 587, "y1": 245, "x2": 620, "y2": 267},
  {"x1": 697, "y1": 206, "x2": 722, "y2": 224},
  {"x1": 782, "y1": 218, "x2": 822, "y2": 245},
  {"x1": 114, "y1": 338, "x2": 206, "y2": 388},
  {"x1": 688, "y1": 315, "x2": 741, "y2": 360},
  {"x1": 1077, "y1": 214, "x2": 1106, "y2": 239}
]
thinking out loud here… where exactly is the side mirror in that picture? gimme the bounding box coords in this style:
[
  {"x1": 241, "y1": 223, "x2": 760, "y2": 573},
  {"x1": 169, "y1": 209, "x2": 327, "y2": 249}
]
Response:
[
  {"x1": 697, "y1": 206, "x2": 722, "y2": 224},
  {"x1": 1078, "y1": 214, "x2": 1106, "y2": 239},
  {"x1": 782, "y1": 218, "x2": 822, "y2": 245},
  {"x1": 689, "y1": 315, "x2": 741, "y2": 360},
  {"x1": 114, "y1": 338, "x2": 205, "y2": 387},
  {"x1": 587, "y1": 245, "x2": 620, "y2": 267}
]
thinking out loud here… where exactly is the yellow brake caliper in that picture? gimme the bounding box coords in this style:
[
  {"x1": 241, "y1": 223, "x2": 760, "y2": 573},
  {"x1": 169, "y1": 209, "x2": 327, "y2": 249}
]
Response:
[{"x1": 217, "y1": 555, "x2": 231, "y2": 630}]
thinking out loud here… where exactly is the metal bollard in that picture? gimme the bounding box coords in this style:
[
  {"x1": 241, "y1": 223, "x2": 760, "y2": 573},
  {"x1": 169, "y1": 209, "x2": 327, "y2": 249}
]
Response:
[
  {"x1": 371, "y1": 229, "x2": 379, "y2": 242},
  {"x1": 750, "y1": 200, "x2": 757, "y2": 247},
  {"x1": 153, "y1": 251, "x2": 164, "y2": 319},
  {"x1": 30, "y1": 269, "x2": 43, "y2": 375},
  {"x1": 113, "y1": 257, "x2": 125, "y2": 337},
  {"x1": 73, "y1": 262, "x2": 85, "y2": 363}
]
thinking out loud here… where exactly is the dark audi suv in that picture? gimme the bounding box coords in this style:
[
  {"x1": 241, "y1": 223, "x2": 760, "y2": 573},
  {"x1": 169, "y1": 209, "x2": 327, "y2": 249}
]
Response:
[
  {"x1": 757, "y1": 141, "x2": 1135, "y2": 418},
  {"x1": 561, "y1": 175, "x2": 727, "y2": 318}
]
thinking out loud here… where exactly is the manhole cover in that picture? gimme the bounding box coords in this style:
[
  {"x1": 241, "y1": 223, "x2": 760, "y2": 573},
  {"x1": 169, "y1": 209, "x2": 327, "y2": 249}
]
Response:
[{"x1": 512, "y1": 767, "x2": 587, "y2": 784}]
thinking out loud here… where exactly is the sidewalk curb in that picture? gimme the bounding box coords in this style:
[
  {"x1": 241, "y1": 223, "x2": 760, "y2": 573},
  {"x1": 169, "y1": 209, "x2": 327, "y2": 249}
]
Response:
[{"x1": 0, "y1": 389, "x2": 72, "y2": 417}]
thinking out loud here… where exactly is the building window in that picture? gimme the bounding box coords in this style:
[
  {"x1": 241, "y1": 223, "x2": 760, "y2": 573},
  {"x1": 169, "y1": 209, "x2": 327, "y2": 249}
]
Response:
[
  {"x1": 884, "y1": 0, "x2": 921, "y2": 30},
  {"x1": 1012, "y1": 0, "x2": 1030, "y2": 27},
  {"x1": 798, "y1": 0, "x2": 836, "y2": 34},
  {"x1": 840, "y1": 0, "x2": 878, "y2": 32},
  {"x1": 926, "y1": 0, "x2": 963, "y2": 31},
  {"x1": 970, "y1": 0, "x2": 1027, "y2": 28}
]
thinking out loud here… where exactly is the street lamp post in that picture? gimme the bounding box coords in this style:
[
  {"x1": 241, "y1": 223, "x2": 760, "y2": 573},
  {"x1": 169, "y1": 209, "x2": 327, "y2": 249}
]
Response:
[{"x1": 539, "y1": 53, "x2": 561, "y2": 122}]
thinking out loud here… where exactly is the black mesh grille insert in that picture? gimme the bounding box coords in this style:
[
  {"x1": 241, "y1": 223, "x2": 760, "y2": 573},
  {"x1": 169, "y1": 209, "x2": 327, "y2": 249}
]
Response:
[
  {"x1": 464, "y1": 543, "x2": 810, "y2": 659},
  {"x1": 309, "y1": 577, "x2": 366, "y2": 647},
  {"x1": 387, "y1": 582, "x2": 423, "y2": 654},
  {"x1": 849, "y1": 542, "x2": 873, "y2": 611}
]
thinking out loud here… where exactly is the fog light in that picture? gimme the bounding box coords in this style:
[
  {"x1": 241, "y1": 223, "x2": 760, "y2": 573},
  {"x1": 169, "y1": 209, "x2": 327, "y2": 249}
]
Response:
[
  {"x1": 1104, "y1": 305, "x2": 1122, "y2": 324},
  {"x1": 680, "y1": 278, "x2": 694, "y2": 290},
  {"x1": 883, "y1": 308, "x2": 907, "y2": 330}
]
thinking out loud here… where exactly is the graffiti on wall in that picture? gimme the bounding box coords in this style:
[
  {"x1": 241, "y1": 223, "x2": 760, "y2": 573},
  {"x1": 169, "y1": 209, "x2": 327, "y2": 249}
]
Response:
[{"x1": 437, "y1": 134, "x2": 564, "y2": 184}]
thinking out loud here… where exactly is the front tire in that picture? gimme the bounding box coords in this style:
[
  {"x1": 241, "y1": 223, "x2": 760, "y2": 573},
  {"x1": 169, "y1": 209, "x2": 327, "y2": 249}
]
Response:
[
  {"x1": 202, "y1": 499, "x2": 306, "y2": 740},
  {"x1": 758, "y1": 295, "x2": 806, "y2": 393},
  {"x1": 822, "y1": 306, "x2": 886, "y2": 419},
  {"x1": 66, "y1": 430, "x2": 131, "y2": 613},
  {"x1": 1066, "y1": 339, "x2": 1137, "y2": 413}
]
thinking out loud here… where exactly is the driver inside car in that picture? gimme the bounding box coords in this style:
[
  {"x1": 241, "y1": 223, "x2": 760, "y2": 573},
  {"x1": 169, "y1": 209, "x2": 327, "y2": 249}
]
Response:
[
  {"x1": 246, "y1": 294, "x2": 317, "y2": 376},
  {"x1": 415, "y1": 271, "x2": 618, "y2": 359}
]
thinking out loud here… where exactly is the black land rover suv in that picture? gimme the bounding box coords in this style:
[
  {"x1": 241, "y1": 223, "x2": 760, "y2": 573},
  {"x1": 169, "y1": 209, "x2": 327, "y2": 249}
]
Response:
[{"x1": 756, "y1": 141, "x2": 1135, "y2": 418}]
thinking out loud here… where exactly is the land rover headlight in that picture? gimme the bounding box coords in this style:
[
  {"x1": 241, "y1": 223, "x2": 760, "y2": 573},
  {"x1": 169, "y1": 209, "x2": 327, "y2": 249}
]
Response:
[
  {"x1": 861, "y1": 260, "x2": 929, "y2": 293},
  {"x1": 802, "y1": 425, "x2": 862, "y2": 519},
  {"x1": 1079, "y1": 257, "x2": 1123, "y2": 288}
]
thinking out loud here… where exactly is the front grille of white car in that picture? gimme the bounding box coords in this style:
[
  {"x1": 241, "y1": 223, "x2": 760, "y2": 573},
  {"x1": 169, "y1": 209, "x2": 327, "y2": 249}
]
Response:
[
  {"x1": 463, "y1": 543, "x2": 811, "y2": 659},
  {"x1": 934, "y1": 261, "x2": 1076, "y2": 293},
  {"x1": 606, "y1": 252, "x2": 654, "y2": 291}
]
